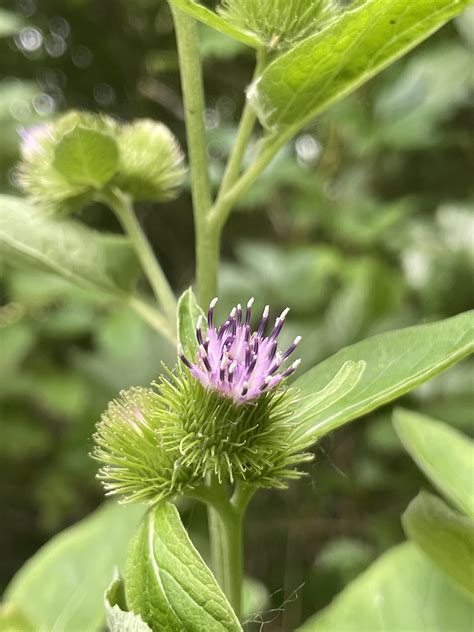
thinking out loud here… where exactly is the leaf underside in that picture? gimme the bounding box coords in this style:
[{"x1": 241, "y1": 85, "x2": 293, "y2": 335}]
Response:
[{"x1": 251, "y1": 0, "x2": 470, "y2": 133}]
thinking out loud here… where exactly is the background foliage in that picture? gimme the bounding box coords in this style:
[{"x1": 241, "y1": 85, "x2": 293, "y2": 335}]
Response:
[{"x1": 1, "y1": 1, "x2": 473, "y2": 629}]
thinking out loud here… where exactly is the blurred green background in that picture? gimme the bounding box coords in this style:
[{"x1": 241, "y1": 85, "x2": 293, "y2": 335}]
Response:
[{"x1": 1, "y1": 1, "x2": 473, "y2": 629}]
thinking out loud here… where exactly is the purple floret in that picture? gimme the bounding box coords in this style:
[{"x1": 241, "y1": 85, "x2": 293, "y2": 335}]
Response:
[{"x1": 179, "y1": 298, "x2": 301, "y2": 404}]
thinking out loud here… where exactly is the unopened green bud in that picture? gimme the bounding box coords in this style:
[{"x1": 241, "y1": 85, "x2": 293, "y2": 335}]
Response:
[
  {"x1": 93, "y1": 386, "x2": 199, "y2": 504},
  {"x1": 93, "y1": 368, "x2": 311, "y2": 505},
  {"x1": 114, "y1": 120, "x2": 185, "y2": 202},
  {"x1": 18, "y1": 111, "x2": 119, "y2": 214},
  {"x1": 218, "y1": 0, "x2": 336, "y2": 50}
]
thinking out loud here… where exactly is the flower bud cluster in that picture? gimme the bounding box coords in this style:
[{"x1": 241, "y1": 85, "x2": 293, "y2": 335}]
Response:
[
  {"x1": 18, "y1": 112, "x2": 118, "y2": 213},
  {"x1": 18, "y1": 111, "x2": 185, "y2": 213}
]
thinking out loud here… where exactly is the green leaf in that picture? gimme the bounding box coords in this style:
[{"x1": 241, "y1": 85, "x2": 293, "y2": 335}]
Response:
[
  {"x1": 292, "y1": 360, "x2": 367, "y2": 447},
  {"x1": 0, "y1": 9, "x2": 23, "y2": 38},
  {"x1": 0, "y1": 195, "x2": 140, "y2": 294},
  {"x1": 394, "y1": 409, "x2": 474, "y2": 519},
  {"x1": 4, "y1": 503, "x2": 144, "y2": 632},
  {"x1": 53, "y1": 125, "x2": 119, "y2": 188},
  {"x1": 0, "y1": 604, "x2": 36, "y2": 632},
  {"x1": 105, "y1": 573, "x2": 152, "y2": 632},
  {"x1": 168, "y1": 0, "x2": 261, "y2": 48},
  {"x1": 177, "y1": 287, "x2": 207, "y2": 359},
  {"x1": 291, "y1": 311, "x2": 474, "y2": 448},
  {"x1": 298, "y1": 543, "x2": 474, "y2": 632},
  {"x1": 125, "y1": 502, "x2": 242, "y2": 631},
  {"x1": 251, "y1": 0, "x2": 469, "y2": 132},
  {"x1": 242, "y1": 577, "x2": 269, "y2": 620},
  {"x1": 403, "y1": 491, "x2": 474, "y2": 599}
]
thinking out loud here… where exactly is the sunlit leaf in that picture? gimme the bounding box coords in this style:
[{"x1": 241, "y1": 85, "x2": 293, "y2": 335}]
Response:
[
  {"x1": 394, "y1": 408, "x2": 474, "y2": 519},
  {"x1": 251, "y1": 0, "x2": 469, "y2": 132},
  {"x1": 4, "y1": 503, "x2": 144, "y2": 632},
  {"x1": 298, "y1": 543, "x2": 474, "y2": 631},
  {"x1": 403, "y1": 491, "x2": 474, "y2": 599},
  {"x1": 291, "y1": 311, "x2": 474, "y2": 448},
  {"x1": 168, "y1": 0, "x2": 261, "y2": 48}
]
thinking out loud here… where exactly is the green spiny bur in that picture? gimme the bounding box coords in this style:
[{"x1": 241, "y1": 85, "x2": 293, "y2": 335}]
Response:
[
  {"x1": 113, "y1": 119, "x2": 185, "y2": 202},
  {"x1": 93, "y1": 367, "x2": 312, "y2": 505}
]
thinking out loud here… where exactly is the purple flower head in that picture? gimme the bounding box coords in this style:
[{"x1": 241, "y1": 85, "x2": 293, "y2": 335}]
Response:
[{"x1": 179, "y1": 298, "x2": 301, "y2": 404}]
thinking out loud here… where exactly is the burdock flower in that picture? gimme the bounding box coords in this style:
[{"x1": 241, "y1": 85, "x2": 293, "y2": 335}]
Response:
[
  {"x1": 93, "y1": 298, "x2": 312, "y2": 504},
  {"x1": 179, "y1": 298, "x2": 301, "y2": 403}
]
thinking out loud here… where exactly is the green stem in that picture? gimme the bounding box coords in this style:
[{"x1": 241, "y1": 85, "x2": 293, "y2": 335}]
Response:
[
  {"x1": 217, "y1": 48, "x2": 268, "y2": 199},
  {"x1": 208, "y1": 504, "x2": 227, "y2": 588},
  {"x1": 171, "y1": 7, "x2": 215, "y2": 306},
  {"x1": 103, "y1": 189, "x2": 177, "y2": 325},
  {"x1": 127, "y1": 296, "x2": 176, "y2": 345},
  {"x1": 210, "y1": 133, "x2": 287, "y2": 233},
  {"x1": 219, "y1": 506, "x2": 244, "y2": 619},
  {"x1": 190, "y1": 479, "x2": 254, "y2": 619}
]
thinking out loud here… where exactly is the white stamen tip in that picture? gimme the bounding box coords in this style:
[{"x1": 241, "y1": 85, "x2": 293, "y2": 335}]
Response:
[
  {"x1": 210, "y1": 297, "x2": 219, "y2": 308},
  {"x1": 197, "y1": 315, "x2": 203, "y2": 329},
  {"x1": 247, "y1": 297, "x2": 255, "y2": 308},
  {"x1": 292, "y1": 359, "x2": 302, "y2": 369},
  {"x1": 230, "y1": 307, "x2": 237, "y2": 318},
  {"x1": 229, "y1": 362, "x2": 237, "y2": 374},
  {"x1": 243, "y1": 380, "x2": 249, "y2": 389},
  {"x1": 199, "y1": 344, "x2": 207, "y2": 355},
  {"x1": 263, "y1": 305, "x2": 269, "y2": 317},
  {"x1": 220, "y1": 357, "x2": 229, "y2": 369},
  {"x1": 294, "y1": 336, "x2": 302, "y2": 346},
  {"x1": 177, "y1": 343, "x2": 183, "y2": 355},
  {"x1": 281, "y1": 307, "x2": 290, "y2": 320},
  {"x1": 265, "y1": 375, "x2": 272, "y2": 384}
]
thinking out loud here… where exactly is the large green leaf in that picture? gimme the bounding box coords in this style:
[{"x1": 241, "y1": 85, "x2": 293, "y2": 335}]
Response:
[
  {"x1": 177, "y1": 287, "x2": 206, "y2": 359},
  {"x1": 394, "y1": 409, "x2": 474, "y2": 519},
  {"x1": 0, "y1": 195, "x2": 140, "y2": 294},
  {"x1": 105, "y1": 573, "x2": 152, "y2": 632},
  {"x1": 251, "y1": 0, "x2": 469, "y2": 132},
  {"x1": 298, "y1": 543, "x2": 474, "y2": 632},
  {"x1": 403, "y1": 491, "x2": 474, "y2": 599},
  {"x1": 125, "y1": 502, "x2": 242, "y2": 631},
  {"x1": 168, "y1": 1, "x2": 261, "y2": 48},
  {"x1": 0, "y1": 604, "x2": 36, "y2": 632},
  {"x1": 290, "y1": 311, "x2": 473, "y2": 448},
  {"x1": 4, "y1": 503, "x2": 144, "y2": 632},
  {"x1": 53, "y1": 125, "x2": 119, "y2": 188}
]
